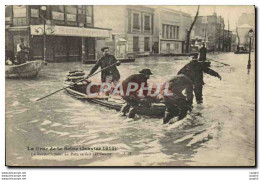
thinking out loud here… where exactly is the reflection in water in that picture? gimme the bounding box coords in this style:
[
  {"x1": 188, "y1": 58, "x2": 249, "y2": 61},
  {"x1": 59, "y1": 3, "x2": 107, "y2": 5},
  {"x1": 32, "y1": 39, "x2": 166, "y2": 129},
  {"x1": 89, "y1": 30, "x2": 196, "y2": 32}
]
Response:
[{"x1": 6, "y1": 53, "x2": 255, "y2": 166}]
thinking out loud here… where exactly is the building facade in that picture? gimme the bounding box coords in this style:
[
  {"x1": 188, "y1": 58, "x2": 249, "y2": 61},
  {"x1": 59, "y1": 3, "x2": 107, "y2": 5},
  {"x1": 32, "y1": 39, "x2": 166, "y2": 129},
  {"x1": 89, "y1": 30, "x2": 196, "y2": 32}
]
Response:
[
  {"x1": 5, "y1": 5, "x2": 111, "y2": 62},
  {"x1": 153, "y1": 7, "x2": 192, "y2": 54},
  {"x1": 237, "y1": 12, "x2": 255, "y2": 51},
  {"x1": 94, "y1": 5, "x2": 154, "y2": 59},
  {"x1": 192, "y1": 12, "x2": 225, "y2": 52}
]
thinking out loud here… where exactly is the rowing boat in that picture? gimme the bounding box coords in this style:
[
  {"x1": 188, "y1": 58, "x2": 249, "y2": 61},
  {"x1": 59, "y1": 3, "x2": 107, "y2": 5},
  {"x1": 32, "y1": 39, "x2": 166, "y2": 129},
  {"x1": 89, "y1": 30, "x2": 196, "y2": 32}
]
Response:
[
  {"x1": 5, "y1": 60, "x2": 45, "y2": 78},
  {"x1": 64, "y1": 72, "x2": 166, "y2": 117}
]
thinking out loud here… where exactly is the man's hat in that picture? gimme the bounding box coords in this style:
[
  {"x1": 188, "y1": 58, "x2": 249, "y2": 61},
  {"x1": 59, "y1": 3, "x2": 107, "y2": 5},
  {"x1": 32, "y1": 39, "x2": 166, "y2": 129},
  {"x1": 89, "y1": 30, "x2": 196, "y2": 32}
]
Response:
[
  {"x1": 139, "y1": 69, "x2": 153, "y2": 75},
  {"x1": 20, "y1": 38, "x2": 24, "y2": 41},
  {"x1": 101, "y1": 47, "x2": 109, "y2": 52}
]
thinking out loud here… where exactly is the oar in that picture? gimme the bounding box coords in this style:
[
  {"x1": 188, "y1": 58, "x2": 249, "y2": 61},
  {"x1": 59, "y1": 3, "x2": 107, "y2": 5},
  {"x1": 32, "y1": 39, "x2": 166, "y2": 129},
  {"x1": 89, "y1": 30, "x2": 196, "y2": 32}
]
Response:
[
  {"x1": 207, "y1": 58, "x2": 230, "y2": 66},
  {"x1": 36, "y1": 62, "x2": 118, "y2": 102}
]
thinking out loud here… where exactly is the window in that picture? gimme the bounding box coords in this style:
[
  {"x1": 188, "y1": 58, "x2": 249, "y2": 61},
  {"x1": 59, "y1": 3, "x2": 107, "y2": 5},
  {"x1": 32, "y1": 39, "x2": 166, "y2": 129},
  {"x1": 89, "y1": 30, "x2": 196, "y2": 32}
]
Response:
[
  {"x1": 144, "y1": 37, "x2": 150, "y2": 51},
  {"x1": 13, "y1": 5, "x2": 26, "y2": 18},
  {"x1": 66, "y1": 5, "x2": 77, "y2": 22},
  {"x1": 144, "y1": 15, "x2": 151, "y2": 31},
  {"x1": 176, "y1": 27, "x2": 179, "y2": 39},
  {"x1": 162, "y1": 24, "x2": 165, "y2": 38},
  {"x1": 5, "y1": 5, "x2": 12, "y2": 22},
  {"x1": 173, "y1": 26, "x2": 176, "y2": 39},
  {"x1": 52, "y1": 5, "x2": 64, "y2": 21},
  {"x1": 133, "y1": 13, "x2": 140, "y2": 30},
  {"x1": 133, "y1": 37, "x2": 139, "y2": 52},
  {"x1": 166, "y1": 25, "x2": 169, "y2": 39},
  {"x1": 52, "y1": 5, "x2": 64, "y2": 12},
  {"x1": 84, "y1": 6, "x2": 93, "y2": 26}
]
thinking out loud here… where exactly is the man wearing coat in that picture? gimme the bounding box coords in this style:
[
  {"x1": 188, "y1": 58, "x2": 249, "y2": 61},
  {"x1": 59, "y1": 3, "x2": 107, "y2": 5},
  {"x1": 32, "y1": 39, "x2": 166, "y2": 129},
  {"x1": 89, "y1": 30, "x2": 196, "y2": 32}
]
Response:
[
  {"x1": 87, "y1": 47, "x2": 120, "y2": 84},
  {"x1": 160, "y1": 74, "x2": 194, "y2": 124},
  {"x1": 177, "y1": 53, "x2": 221, "y2": 104}
]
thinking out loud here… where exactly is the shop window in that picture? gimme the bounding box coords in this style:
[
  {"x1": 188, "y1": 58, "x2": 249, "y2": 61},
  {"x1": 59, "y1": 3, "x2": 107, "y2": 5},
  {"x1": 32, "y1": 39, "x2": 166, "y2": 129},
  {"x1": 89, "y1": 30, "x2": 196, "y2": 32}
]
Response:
[
  {"x1": 144, "y1": 37, "x2": 150, "y2": 51},
  {"x1": 132, "y1": 12, "x2": 140, "y2": 30},
  {"x1": 133, "y1": 37, "x2": 139, "y2": 52}
]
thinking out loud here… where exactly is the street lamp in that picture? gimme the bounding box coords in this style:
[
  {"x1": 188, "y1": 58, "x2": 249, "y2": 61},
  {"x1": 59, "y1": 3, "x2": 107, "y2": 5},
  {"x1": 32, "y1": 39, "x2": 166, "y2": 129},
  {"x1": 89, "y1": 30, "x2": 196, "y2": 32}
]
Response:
[
  {"x1": 40, "y1": 6, "x2": 47, "y2": 62},
  {"x1": 247, "y1": 29, "x2": 254, "y2": 71}
]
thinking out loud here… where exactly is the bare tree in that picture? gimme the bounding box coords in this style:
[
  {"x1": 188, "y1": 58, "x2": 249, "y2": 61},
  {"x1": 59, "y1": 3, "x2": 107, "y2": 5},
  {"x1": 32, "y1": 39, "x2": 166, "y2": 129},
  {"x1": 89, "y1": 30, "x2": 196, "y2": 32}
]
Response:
[{"x1": 185, "y1": 6, "x2": 200, "y2": 53}]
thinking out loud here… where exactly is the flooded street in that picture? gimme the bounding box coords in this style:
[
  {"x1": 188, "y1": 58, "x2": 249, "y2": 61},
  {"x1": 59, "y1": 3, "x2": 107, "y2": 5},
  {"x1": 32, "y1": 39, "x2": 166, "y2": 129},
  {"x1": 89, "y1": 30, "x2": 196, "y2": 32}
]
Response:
[{"x1": 5, "y1": 52, "x2": 255, "y2": 166}]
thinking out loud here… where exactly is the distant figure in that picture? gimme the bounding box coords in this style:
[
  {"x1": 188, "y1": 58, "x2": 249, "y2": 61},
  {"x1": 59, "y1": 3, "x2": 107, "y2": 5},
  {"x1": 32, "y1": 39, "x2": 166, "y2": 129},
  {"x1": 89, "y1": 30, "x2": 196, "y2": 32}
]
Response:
[
  {"x1": 199, "y1": 43, "x2": 207, "y2": 62},
  {"x1": 16, "y1": 38, "x2": 29, "y2": 64},
  {"x1": 87, "y1": 47, "x2": 120, "y2": 84},
  {"x1": 160, "y1": 74, "x2": 194, "y2": 124},
  {"x1": 120, "y1": 69, "x2": 153, "y2": 118},
  {"x1": 178, "y1": 53, "x2": 221, "y2": 104}
]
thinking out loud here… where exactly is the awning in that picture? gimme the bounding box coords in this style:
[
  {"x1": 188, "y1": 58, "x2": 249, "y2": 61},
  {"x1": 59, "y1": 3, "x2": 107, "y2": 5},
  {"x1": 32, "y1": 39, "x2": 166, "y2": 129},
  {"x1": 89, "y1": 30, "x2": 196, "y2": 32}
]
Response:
[{"x1": 30, "y1": 25, "x2": 111, "y2": 38}]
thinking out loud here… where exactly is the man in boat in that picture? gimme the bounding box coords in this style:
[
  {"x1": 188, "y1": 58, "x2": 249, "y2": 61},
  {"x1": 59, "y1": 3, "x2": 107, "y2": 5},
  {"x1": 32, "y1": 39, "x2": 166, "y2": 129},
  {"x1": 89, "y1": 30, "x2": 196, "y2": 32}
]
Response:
[
  {"x1": 199, "y1": 43, "x2": 207, "y2": 62},
  {"x1": 177, "y1": 53, "x2": 221, "y2": 104},
  {"x1": 16, "y1": 38, "x2": 30, "y2": 64},
  {"x1": 87, "y1": 47, "x2": 120, "y2": 87},
  {"x1": 159, "y1": 74, "x2": 194, "y2": 124},
  {"x1": 120, "y1": 69, "x2": 153, "y2": 118}
]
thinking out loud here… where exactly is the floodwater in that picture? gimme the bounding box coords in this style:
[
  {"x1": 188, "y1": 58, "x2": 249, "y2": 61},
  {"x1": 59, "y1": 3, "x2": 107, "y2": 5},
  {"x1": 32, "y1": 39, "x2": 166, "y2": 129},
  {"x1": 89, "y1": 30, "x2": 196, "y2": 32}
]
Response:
[{"x1": 5, "y1": 52, "x2": 255, "y2": 166}]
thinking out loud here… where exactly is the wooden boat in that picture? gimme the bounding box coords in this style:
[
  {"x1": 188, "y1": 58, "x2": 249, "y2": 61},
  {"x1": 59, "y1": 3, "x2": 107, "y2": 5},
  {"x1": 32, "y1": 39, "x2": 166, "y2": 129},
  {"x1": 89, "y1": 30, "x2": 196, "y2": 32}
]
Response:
[
  {"x1": 64, "y1": 72, "x2": 166, "y2": 117},
  {"x1": 5, "y1": 60, "x2": 45, "y2": 78}
]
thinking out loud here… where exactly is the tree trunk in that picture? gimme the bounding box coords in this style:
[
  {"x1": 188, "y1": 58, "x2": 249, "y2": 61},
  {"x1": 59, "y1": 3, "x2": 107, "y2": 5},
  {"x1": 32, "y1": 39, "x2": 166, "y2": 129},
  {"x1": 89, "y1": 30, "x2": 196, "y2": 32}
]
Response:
[{"x1": 185, "y1": 6, "x2": 200, "y2": 53}]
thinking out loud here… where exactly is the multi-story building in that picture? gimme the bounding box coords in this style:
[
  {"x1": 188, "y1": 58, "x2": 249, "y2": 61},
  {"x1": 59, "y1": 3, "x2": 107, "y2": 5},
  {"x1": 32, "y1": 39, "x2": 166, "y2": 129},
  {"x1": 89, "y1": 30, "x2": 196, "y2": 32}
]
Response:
[
  {"x1": 237, "y1": 12, "x2": 255, "y2": 51},
  {"x1": 192, "y1": 12, "x2": 225, "y2": 52},
  {"x1": 153, "y1": 7, "x2": 192, "y2": 54},
  {"x1": 5, "y1": 5, "x2": 111, "y2": 62},
  {"x1": 94, "y1": 5, "x2": 154, "y2": 59}
]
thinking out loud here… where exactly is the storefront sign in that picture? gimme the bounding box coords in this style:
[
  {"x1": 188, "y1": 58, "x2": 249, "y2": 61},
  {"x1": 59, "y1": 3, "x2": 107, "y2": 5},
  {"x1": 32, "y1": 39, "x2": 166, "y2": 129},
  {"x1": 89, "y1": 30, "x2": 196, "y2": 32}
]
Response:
[
  {"x1": 31, "y1": 25, "x2": 111, "y2": 38},
  {"x1": 52, "y1": 12, "x2": 64, "y2": 21},
  {"x1": 13, "y1": 5, "x2": 27, "y2": 18},
  {"x1": 31, "y1": 9, "x2": 39, "y2": 18},
  {"x1": 67, "y1": 14, "x2": 76, "y2": 22}
]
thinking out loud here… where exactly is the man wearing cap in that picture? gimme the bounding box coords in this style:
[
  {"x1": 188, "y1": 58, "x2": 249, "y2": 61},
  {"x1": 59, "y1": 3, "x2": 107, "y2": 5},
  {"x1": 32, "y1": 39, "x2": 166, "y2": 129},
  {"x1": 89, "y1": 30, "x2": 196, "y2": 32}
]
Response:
[
  {"x1": 160, "y1": 74, "x2": 194, "y2": 124},
  {"x1": 120, "y1": 69, "x2": 153, "y2": 118},
  {"x1": 87, "y1": 47, "x2": 120, "y2": 85},
  {"x1": 177, "y1": 53, "x2": 221, "y2": 104}
]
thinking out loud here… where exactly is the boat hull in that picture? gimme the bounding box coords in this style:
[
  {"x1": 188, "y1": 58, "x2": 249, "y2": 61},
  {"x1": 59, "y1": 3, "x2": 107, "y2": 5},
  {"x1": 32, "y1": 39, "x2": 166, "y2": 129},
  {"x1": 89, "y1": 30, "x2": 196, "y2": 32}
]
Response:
[
  {"x1": 5, "y1": 60, "x2": 45, "y2": 78},
  {"x1": 64, "y1": 87, "x2": 166, "y2": 118}
]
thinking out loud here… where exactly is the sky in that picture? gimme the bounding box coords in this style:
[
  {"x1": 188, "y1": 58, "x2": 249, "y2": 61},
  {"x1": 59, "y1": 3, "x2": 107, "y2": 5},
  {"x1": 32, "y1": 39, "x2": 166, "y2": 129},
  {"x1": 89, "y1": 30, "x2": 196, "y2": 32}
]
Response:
[{"x1": 155, "y1": 5, "x2": 255, "y2": 31}]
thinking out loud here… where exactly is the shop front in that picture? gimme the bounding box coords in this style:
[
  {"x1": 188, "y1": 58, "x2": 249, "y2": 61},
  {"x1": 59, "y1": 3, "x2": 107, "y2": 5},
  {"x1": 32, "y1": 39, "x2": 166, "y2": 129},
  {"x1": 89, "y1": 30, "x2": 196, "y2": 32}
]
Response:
[{"x1": 30, "y1": 25, "x2": 111, "y2": 62}]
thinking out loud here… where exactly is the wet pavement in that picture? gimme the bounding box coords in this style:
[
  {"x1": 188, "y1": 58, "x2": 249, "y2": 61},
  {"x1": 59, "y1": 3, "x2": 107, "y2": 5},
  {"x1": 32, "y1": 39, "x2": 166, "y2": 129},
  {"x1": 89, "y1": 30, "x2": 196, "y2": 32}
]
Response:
[{"x1": 5, "y1": 52, "x2": 255, "y2": 166}]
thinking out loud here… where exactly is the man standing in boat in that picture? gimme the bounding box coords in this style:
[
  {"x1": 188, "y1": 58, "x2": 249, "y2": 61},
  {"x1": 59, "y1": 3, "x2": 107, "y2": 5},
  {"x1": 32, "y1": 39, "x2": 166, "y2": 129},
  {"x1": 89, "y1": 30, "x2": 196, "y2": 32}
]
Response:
[
  {"x1": 120, "y1": 69, "x2": 153, "y2": 118},
  {"x1": 177, "y1": 53, "x2": 221, "y2": 104},
  {"x1": 87, "y1": 47, "x2": 121, "y2": 86}
]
